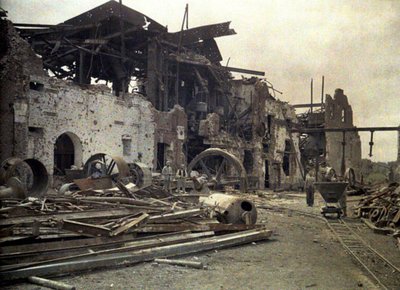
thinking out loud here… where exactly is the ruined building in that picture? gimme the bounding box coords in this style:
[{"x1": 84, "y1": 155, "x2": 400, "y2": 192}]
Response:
[
  {"x1": 0, "y1": 1, "x2": 302, "y2": 191},
  {"x1": 296, "y1": 88, "x2": 362, "y2": 177}
]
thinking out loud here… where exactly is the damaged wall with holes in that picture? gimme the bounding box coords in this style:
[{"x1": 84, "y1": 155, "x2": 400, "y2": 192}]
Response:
[
  {"x1": 324, "y1": 89, "x2": 361, "y2": 175},
  {"x1": 1, "y1": 1, "x2": 305, "y2": 191},
  {"x1": 152, "y1": 105, "x2": 187, "y2": 171},
  {"x1": 0, "y1": 20, "x2": 187, "y2": 184},
  {"x1": 198, "y1": 78, "x2": 303, "y2": 190}
]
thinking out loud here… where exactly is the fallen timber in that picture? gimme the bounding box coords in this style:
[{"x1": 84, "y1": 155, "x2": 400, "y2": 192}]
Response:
[
  {"x1": 154, "y1": 258, "x2": 204, "y2": 269},
  {"x1": 353, "y1": 182, "x2": 400, "y2": 235},
  {"x1": 27, "y1": 276, "x2": 76, "y2": 290},
  {"x1": 0, "y1": 228, "x2": 271, "y2": 281},
  {"x1": 0, "y1": 181, "x2": 271, "y2": 284},
  {"x1": 0, "y1": 231, "x2": 215, "y2": 271}
]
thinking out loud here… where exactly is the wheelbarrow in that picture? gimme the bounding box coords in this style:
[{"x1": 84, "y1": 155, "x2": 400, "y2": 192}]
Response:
[{"x1": 313, "y1": 182, "x2": 348, "y2": 218}]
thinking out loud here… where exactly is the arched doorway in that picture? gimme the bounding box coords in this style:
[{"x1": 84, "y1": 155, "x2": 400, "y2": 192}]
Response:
[{"x1": 54, "y1": 133, "x2": 75, "y2": 175}]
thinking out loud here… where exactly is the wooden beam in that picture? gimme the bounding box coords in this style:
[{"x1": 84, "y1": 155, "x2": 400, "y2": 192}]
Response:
[
  {"x1": 154, "y1": 258, "x2": 204, "y2": 269},
  {"x1": 110, "y1": 213, "x2": 149, "y2": 236},
  {"x1": 292, "y1": 103, "x2": 323, "y2": 108},
  {"x1": 0, "y1": 234, "x2": 137, "y2": 259},
  {"x1": 0, "y1": 228, "x2": 272, "y2": 281},
  {"x1": 61, "y1": 220, "x2": 111, "y2": 237},
  {"x1": 0, "y1": 208, "x2": 141, "y2": 226},
  {"x1": 149, "y1": 209, "x2": 204, "y2": 222},
  {"x1": 27, "y1": 276, "x2": 75, "y2": 290},
  {"x1": 135, "y1": 223, "x2": 263, "y2": 233},
  {"x1": 1, "y1": 232, "x2": 214, "y2": 272},
  {"x1": 225, "y1": 66, "x2": 265, "y2": 76}
]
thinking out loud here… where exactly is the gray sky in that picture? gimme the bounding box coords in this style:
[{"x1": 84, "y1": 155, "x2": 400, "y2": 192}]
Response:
[{"x1": 2, "y1": 0, "x2": 399, "y2": 162}]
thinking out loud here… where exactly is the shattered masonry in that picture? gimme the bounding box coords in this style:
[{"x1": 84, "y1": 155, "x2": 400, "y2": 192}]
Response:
[
  {"x1": 0, "y1": 1, "x2": 361, "y2": 190},
  {"x1": 324, "y1": 89, "x2": 362, "y2": 176}
]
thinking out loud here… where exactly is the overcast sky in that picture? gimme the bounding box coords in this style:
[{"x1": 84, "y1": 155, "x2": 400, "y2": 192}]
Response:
[{"x1": 2, "y1": 0, "x2": 399, "y2": 162}]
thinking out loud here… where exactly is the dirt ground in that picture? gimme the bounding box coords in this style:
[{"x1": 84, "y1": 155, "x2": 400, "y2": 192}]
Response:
[{"x1": 5, "y1": 191, "x2": 400, "y2": 290}]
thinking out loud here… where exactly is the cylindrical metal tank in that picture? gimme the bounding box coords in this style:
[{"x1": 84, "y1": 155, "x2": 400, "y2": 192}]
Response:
[{"x1": 201, "y1": 193, "x2": 257, "y2": 225}]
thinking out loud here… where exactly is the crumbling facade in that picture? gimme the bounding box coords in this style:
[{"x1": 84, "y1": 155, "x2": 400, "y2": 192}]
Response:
[
  {"x1": 325, "y1": 89, "x2": 362, "y2": 175},
  {"x1": 0, "y1": 20, "x2": 185, "y2": 184},
  {"x1": 297, "y1": 88, "x2": 362, "y2": 178},
  {"x1": 0, "y1": 1, "x2": 302, "y2": 190}
]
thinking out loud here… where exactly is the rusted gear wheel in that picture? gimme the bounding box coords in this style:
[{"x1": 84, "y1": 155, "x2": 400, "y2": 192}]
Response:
[
  {"x1": 188, "y1": 148, "x2": 248, "y2": 193},
  {"x1": 83, "y1": 153, "x2": 130, "y2": 181}
]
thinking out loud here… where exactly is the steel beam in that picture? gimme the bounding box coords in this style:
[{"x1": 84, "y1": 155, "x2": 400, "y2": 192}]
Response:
[{"x1": 292, "y1": 126, "x2": 400, "y2": 133}]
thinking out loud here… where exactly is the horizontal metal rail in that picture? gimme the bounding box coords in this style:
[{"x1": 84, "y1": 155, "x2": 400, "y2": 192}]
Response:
[{"x1": 292, "y1": 126, "x2": 400, "y2": 133}]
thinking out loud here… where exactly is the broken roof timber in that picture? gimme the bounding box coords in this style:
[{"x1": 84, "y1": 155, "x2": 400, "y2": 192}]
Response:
[
  {"x1": 61, "y1": 0, "x2": 166, "y2": 32},
  {"x1": 226, "y1": 66, "x2": 265, "y2": 76},
  {"x1": 168, "y1": 21, "x2": 236, "y2": 46}
]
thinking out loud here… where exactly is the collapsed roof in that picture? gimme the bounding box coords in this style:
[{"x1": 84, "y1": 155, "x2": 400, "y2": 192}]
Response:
[{"x1": 15, "y1": 1, "x2": 237, "y2": 89}]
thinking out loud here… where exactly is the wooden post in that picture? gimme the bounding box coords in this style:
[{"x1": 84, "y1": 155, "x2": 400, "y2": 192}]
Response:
[
  {"x1": 154, "y1": 258, "x2": 204, "y2": 269},
  {"x1": 310, "y1": 78, "x2": 313, "y2": 113},
  {"x1": 321, "y1": 76, "x2": 324, "y2": 106},
  {"x1": 28, "y1": 276, "x2": 75, "y2": 290},
  {"x1": 341, "y1": 131, "x2": 346, "y2": 176},
  {"x1": 79, "y1": 50, "x2": 85, "y2": 84}
]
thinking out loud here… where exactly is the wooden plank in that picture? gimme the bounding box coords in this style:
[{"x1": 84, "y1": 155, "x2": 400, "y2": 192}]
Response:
[
  {"x1": 0, "y1": 231, "x2": 190, "y2": 260},
  {"x1": 149, "y1": 209, "x2": 203, "y2": 222},
  {"x1": 135, "y1": 223, "x2": 262, "y2": 233},
  {"x1": 0, "y1": 228, "x2": 272, "y2": 280},
  {"x1": 1, "y1": 232, "x2": 215, "y2": 272},
  {"x1": 0, "y1": 231, "x2": 189, "y2": 259},
  {"x1": 27, "y1": 276, "x2": 75, "y2": 290},
  {"x1": 79, "y1": 197, "x2": 157, "y2": 207},
  {"x1": 154, "y1": 258, "x2": 204, "y2": 269},
  {"x1": 61, "y1": 220, "x2": 110, "y2": 237},
  {"x1": 115, "y1": 180, "x2": 137, "y2": 199},
  {"x1": 392, "y1": 210, "x2": 400, "y2": 224},
  {"x1": 110, "y1": 213, "x2": 149, "y2": 236},
  {"x1": 0, "y1": 208, "x2": 141, "y2": 226}
]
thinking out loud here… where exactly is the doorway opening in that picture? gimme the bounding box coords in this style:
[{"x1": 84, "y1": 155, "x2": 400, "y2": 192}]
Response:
[{"x1": 54, "y1": 133, "x2": 75, "y2": 175}]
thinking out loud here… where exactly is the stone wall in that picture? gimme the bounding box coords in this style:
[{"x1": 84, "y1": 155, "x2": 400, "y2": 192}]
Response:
[
  {"x1": 199, "y1": 79, "x2": 303, "y2": 190},
  {"x1": 325, "y1": 89, "x2": 362, "y2": 176},
  {"x1": 25, "y1": 76, "x2": 155, "y2": 178},
  {"x1": 0, "y1": 20, "x2": 186, "y2": 184},
  {"x1": 0, "y1": 20, "x2": 45, "y2": 162},
  {"x1": 152, "y1": 105, "x2": 187, "y2": 171},
  {"x1": 265, "y1": 99, "x2": 303, "y2": 190}
]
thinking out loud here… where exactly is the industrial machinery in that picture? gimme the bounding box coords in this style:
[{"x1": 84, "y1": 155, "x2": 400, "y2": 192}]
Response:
[
  {"x1": 0, "y1": 157, "x2": 49, "y2": 198},
  {"x1": 188, "y1": 148, "x2": 248, "y2": 193},
  {"x1": 314, "y1": 181, "x2": 348, "y2": 218},
  {"x1": 201, "y1": 193, "x2": 257, "y2": 224}
]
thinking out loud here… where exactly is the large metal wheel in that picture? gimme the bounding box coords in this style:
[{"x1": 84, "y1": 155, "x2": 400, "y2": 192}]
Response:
[
  {"x1": 83, "y1": 153, "x2": 130, "y2": 181},
  {"x1": 188, "y1": 148, "x2": 248, "y2": 192},
  {"x1": 344, "y1": 168, "x2": 356, "y2": 187},
  {"x1": 128, "y1": 162, "x2": 152, "y2": 188},
  {"x1": 0, "y1": 157, "x2": 49, "y2": 197}
]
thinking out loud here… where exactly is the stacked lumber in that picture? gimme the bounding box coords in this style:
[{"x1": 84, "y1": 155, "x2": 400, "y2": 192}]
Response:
[
  {"x1": 0, "y1": 184, "x2": 271, "y2": 283},
  {"x1": 354, "y1": 182, "x2": 400, "y2": 234}
]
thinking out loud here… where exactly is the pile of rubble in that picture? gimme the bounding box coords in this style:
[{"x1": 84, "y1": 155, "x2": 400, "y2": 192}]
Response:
[
  {"x1": 0, "y1": 178, "x2": 270, "y2": 285},
  {"x1": 353, "y1": 182, "x2": 400, "y2": 235}
]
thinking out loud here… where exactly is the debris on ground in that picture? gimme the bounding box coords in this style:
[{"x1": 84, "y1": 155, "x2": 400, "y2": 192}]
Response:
[
  {"x1": 0, "y1": 182, "x2": 270, "y2": 283},
  {"x1": 353, "y1": 182, "x2": 400, "y2": 235}
]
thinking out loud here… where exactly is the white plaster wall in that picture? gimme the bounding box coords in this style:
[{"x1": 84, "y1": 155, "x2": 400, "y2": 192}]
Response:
[
  {"x1": 26, "y1": 75, "x2": 155, "y2": 176},
  {"x1": 266, "y1": 99, "x2": 303, "y2": 188}
]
